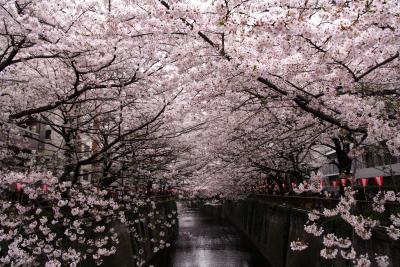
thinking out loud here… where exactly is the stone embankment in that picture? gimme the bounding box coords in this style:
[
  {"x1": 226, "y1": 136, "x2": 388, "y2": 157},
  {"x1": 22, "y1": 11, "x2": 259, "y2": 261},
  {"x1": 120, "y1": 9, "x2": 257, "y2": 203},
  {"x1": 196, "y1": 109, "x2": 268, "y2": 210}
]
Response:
[
  {"x1": 202, "y1": 196, "x2": 400, "y2": 267},
  {"x1": 82, "y1": 197, "x2": 178, "y2": 267}
]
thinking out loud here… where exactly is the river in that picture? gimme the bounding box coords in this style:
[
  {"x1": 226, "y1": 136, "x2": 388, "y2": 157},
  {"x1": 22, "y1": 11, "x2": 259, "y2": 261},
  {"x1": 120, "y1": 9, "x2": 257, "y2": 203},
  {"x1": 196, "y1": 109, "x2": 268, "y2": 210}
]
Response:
[{"x1": 149, "y1": 202, "x2": 271, "y2": 267}]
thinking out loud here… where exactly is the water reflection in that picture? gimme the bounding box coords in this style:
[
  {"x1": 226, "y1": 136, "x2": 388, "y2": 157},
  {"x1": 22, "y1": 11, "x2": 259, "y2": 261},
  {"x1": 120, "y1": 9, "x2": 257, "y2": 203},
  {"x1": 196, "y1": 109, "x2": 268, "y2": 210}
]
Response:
[{"x1": 149, "y1": 202, "x2": 271, "y2": 267}]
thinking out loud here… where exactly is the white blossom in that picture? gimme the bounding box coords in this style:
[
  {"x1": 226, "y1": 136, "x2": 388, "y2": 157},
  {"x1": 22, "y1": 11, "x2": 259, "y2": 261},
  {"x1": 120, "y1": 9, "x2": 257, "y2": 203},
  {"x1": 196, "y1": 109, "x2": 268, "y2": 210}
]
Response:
[
  {"x1": 320, "y1": 248, "x2": 338, "y2": 259},
  {"x1": 290, "y1": 240, "x2": 308, "y2": 251},
  {"x1": 305, "y1": 223, "x2": 324, "y2": 236},
  {"x1": 375, "y1": 255, "x2": 390, "y2": 267},
  {"x1": 354, "y1": 254, "x2": 371, "y2": 267}
]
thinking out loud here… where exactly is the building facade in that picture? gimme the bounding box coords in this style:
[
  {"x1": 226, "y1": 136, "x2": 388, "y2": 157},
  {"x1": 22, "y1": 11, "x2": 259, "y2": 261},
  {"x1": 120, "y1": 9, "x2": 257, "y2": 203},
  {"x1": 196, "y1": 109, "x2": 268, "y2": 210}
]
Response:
[{"x1": 320, "y1": 147, "x2": 400, "y2": 190}]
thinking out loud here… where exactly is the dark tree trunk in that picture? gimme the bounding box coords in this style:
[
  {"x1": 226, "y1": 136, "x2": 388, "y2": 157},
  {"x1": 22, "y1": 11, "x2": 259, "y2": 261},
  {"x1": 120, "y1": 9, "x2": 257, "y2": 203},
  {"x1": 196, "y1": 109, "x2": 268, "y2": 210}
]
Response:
[{"x1": 332, "y1": 137, "x2": 353, "y2": 176}]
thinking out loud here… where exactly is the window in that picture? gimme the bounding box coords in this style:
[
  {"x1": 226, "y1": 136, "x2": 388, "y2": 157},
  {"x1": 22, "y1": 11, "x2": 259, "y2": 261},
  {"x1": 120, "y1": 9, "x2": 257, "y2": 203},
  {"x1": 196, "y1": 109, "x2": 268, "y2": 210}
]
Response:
[
  {"x1": 81, "y1": 171, "x2": 89, "y2": 182},
  {"x1": 45, "y1": 130, "x2": 52, "y2": 139},
  {"x1": 384, "y1": 150, "x2": 400, "y2": 165},
  {"x1": 364, "y1": 149, "x2": 375, "y2": 168},
  {"x1": 375, "y1": 150, "x2": 384, "y2": 166}
]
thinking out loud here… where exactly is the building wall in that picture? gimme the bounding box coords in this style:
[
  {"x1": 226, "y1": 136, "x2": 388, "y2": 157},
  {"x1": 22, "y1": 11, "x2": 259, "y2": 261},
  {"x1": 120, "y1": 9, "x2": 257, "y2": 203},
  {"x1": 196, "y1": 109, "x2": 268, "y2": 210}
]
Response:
[
  {"x1": 0, "y1": 119, "x2": 96, "y2": 183},
  {"x1": 320, "y1": 149, "x2": 400, "y2": 187}
]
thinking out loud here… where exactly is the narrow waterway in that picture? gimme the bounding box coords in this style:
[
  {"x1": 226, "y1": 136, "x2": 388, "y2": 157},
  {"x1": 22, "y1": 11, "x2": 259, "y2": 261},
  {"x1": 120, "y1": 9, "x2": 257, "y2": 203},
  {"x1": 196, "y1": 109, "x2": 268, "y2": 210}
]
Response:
[{"x1": 149, "y1": 202, "x2": 271, "y2": 267}]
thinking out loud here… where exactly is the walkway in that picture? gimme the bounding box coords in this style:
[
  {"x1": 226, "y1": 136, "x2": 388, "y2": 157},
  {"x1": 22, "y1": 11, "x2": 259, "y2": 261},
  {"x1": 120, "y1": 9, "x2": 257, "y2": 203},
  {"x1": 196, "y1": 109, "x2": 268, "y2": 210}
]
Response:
[{"x1": 149, "y1": 202, "x2": 270, "y2": 267}]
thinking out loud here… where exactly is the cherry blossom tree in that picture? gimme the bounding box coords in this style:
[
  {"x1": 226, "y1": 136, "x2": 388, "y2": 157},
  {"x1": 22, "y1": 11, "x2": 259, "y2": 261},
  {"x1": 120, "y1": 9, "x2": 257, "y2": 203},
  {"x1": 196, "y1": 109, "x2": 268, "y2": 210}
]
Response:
[
  {"x1": 0, "y1": 1, "x2": 185, "y2": 265},
  {"x1": 156, "y1": 1, "x2": 400, "y2": 265},
  {"x1": 1, "y1": 0, "x2": 400, "y2": 266}
]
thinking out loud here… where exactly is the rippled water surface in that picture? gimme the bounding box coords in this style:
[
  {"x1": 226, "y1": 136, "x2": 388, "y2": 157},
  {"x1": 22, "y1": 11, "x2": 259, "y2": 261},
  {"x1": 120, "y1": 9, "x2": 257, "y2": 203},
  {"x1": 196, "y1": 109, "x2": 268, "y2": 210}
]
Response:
[{"x1": 149, "y1": 202, "x2": 271, "y2": 267}]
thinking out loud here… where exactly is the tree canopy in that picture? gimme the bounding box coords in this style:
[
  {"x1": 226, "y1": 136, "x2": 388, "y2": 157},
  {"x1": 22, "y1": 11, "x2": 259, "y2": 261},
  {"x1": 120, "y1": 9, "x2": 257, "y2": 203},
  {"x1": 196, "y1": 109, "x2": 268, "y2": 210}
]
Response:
[{"x1": 0, "y1": 1, "x2": 399, "y2": 265}]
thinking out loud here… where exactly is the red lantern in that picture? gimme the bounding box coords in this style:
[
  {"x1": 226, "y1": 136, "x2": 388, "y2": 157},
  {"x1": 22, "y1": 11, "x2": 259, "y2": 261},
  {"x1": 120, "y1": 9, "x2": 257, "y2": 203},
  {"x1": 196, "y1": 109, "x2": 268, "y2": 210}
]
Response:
[
  {"x1": 340, "y1": 178, "x2": 347, "y2": 187},
  {"x1": 42, "y1": 183, "x2": 49, "y2": 192},
  {"x1": 375, "y1": 176, "x2": 384, "y2": 187},
  {"x1": 361, "y1": 178, "x2": 368, "y2": 187},
  {"x1": 332, "y1": 180, "x2": 338, "y2": 189},
  {"x1": 16, "y1": 182, "x2": 22, "y2": 192},
  {"x1": 282, "y1": 183, "x2": 286, "y2": 189}
]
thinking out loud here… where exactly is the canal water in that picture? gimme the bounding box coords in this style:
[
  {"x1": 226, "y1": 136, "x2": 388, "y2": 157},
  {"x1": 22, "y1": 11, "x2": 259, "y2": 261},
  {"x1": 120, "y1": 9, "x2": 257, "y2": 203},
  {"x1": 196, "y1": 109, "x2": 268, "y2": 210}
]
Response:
[{"x1": 149, "y1": 202, "x2": 271, "y2": 267}]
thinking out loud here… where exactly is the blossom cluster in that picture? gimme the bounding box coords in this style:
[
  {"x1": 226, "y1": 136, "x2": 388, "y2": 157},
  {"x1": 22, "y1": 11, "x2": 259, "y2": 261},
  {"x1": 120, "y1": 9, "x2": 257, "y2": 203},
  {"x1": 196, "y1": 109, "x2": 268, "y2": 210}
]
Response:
[
  {"x1": 291, "y1": 187, "x2": 396, "y2": 266},
  {"x1": 371, "y1": 191, "x2": 400, "y2": 240},
  {"x1": 289, "y1": 240, "x2": 308, "y2": 251},
  {"x1": 292, "y1": 180, "x2": 323, "y2": 194},
  {"x1": 0, "y1": 171, "x2": 177, "y2": 266}
]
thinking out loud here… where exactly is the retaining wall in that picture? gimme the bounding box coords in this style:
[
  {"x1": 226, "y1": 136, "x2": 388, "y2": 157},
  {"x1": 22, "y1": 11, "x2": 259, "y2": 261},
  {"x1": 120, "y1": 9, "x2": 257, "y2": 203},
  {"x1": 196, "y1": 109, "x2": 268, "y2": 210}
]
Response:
[
  {"x1": 81, "y1": 197, "x2": 178, "y2": 267},
  {"x1": 203, "y1": 198, "x2": 400, "y2": 267}
]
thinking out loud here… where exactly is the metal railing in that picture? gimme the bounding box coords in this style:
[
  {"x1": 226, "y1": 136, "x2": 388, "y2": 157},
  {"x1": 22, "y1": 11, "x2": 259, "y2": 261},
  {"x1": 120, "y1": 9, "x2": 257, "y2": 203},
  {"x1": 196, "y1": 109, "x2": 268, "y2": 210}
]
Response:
[{"x1": 249, "y1": 194, "x2": 400, "y2": 221}]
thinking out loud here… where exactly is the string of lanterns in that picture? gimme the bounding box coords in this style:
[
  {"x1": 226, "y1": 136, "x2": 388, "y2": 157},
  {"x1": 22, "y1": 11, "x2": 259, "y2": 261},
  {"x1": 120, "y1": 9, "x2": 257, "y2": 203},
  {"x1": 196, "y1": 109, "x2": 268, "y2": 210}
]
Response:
[{"x1": 255, "y1": 176, "x2": 385, "y2": 192}]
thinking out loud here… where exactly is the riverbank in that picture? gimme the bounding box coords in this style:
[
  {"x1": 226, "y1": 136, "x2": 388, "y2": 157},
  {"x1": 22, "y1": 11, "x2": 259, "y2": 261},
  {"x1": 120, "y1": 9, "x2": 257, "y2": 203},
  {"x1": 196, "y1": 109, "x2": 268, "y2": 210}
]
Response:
[{"x1": 202, "y1": 198, "x2": 400, "y2": 267}]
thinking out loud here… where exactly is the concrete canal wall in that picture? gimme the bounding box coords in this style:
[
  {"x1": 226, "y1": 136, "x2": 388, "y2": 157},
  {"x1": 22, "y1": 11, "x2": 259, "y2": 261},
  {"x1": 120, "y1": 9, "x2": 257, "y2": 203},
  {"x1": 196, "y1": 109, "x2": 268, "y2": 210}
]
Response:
[
  {"x1": 203, "y1": 198, "x2": 400, "y2": 267},
  {"x1": 81, "y1": 197, "x2": 178, "y2": 267}
]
